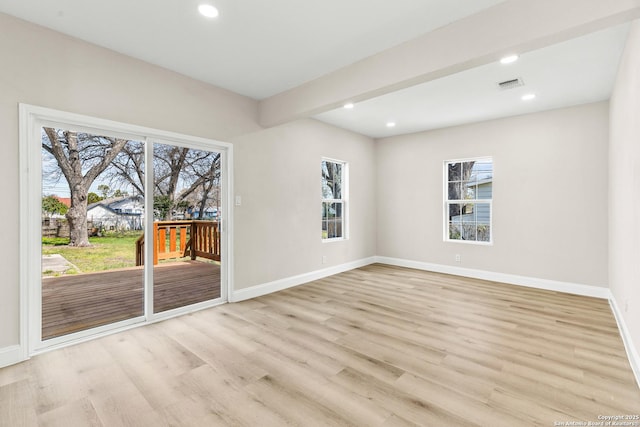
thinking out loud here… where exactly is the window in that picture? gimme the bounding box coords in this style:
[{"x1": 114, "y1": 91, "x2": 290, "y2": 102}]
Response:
[
  {"x1": 445, "y1": 157, "x2": 493, "y2": 243},
  {"x1": 322, "y1": 158, "x2": 347, "y2": 240}
]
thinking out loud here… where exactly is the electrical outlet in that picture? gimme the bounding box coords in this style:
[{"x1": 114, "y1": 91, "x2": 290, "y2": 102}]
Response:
[
  {"x1": 625, "y1": 300, "x2": 629, "y2": 313},
  {"x1": 455, "y1": 254, "x2": 461, "y2": 263},
  {"x1": 322, "y1": 255, "x2": 327, "y2": 264}
]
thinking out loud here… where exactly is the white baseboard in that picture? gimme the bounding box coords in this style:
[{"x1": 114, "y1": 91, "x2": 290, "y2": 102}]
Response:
[
  {"x1": 374, "y1": 256, "x2": 611, "y2": 299},
  {"x1": 609, "y1": 297, "x2": 640, "y2": 389},
  {"x1": 0, "y1": 345, "x2": 24, "y2": 369},
  {"x1": 231, "y1": 255, "x2": 610, "y2": 303},
  {"x1": 231, "y1": 257, "x2": 377, "y2": 302}
]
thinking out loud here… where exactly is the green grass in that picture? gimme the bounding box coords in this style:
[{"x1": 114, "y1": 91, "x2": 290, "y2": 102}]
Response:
[
  {"x1": 42, "y1": 237, "x2": 72, "y2": 246},
  {"x1": 42, "y1": 232, "x2": 142, "y2": 274}
]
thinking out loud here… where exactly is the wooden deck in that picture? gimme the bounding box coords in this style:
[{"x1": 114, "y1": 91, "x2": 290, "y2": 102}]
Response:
[{"x1": 42, "y1": 260, "x2": 221, "y2": 340}]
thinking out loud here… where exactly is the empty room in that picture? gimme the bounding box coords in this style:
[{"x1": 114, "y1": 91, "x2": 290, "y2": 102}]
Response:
[{"x1": 1, "y1": 0, "x2": 639, "y2": 426}]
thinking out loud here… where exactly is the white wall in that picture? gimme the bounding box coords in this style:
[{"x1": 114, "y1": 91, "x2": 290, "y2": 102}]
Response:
[
  {"x1": 376, "y1": 102, "x2": 610, "y2": 287},
  {"x1": 609, "y1": 20, "x2": 640, "y2": 365},
  {"x1": 0, "y1": 13, "x2": 258, "y2": 350},
  {"x1": 231, "y1": 119, "x2": 377, "y2": 290}
]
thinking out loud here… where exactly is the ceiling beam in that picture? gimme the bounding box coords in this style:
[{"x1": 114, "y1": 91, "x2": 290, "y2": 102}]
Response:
[{"x1": 258, "y1": 0, "x2": 640, "y2": 128}]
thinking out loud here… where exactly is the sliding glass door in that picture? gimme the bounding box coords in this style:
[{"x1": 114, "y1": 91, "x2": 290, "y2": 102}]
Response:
[
  {"x1": 151, "y1": 142, "x2": 222, "y2": 314},
  {"x1": 24, "y1": 105, "x2": 230, "y2": 349}
]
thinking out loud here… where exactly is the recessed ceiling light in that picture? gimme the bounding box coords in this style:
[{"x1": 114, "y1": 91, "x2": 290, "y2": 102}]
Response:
[
  {"x1": 386, "y1": 122, "x2": 396, "y2": 128},
  {"x1": 500, "y1": 55, "x2": 519, "y2": 65},
  {"x1": 198, "y1": 4, "x2": 219, "y2": 18},
  {"x1": 343, "y1": 103, "x2": 354, "y2": 109},
  {"x1": 521, "y1": 93, "x2": 536, "y2": 101}
]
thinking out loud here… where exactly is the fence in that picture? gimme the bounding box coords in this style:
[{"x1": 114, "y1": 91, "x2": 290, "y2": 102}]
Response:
[
  {"x1": 42, "y1": 218, "x2": 96, "y2": 238},
  {"x1": 135, "y1": 220, "x2": 220, "y2": 266}
]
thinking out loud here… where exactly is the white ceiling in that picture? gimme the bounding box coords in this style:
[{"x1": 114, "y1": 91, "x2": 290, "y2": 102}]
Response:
[
  {"x1": 314, "y1": 23, "x2": 631, "y2": 138},
  {"x1": 0, "y1": 1, "x2": 632, "y2": 138},
  {"x1": 0, "y1": 0, "x2": 505, "y2": 99}
]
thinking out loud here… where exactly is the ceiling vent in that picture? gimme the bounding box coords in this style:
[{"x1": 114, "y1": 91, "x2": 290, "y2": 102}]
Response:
[{"x1": 497, "y1": 77, "x2": 524, "y2": 90}]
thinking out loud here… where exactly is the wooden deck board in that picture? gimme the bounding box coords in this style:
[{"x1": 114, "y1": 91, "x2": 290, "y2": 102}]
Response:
[{"x1": 42, "y1": 260, "x2": 220, "y2": 339}]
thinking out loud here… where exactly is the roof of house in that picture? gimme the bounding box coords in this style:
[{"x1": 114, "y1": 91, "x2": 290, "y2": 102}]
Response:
[
  {"x1": 87, "y1": 196, "x2": 143, "y2": 215},
  {"x1": 54, "y1": 196, "x2": 71, "y2": 207},
  {"x1": 87, "y1": 202, "x2": 117, "y2": 214}
]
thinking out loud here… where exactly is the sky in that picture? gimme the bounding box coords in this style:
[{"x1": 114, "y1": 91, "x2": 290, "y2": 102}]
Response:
[{"x1": 41, "y1": 154, "x2": 136, "y2": 198}]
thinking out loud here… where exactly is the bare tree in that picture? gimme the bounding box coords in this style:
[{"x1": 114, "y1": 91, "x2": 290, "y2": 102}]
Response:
[
  {"x1": 184, "y1": 151, "x2": 221, "y2": 219},
  {"x1": 42, "y1": 128, "x2": 128, "y2": 246},
  {"x1": 153, "y1": 144, "x2": 190, "y2": 219},
  {"x1": 107, "y1": 143, "x2": 221, "y2": 220},
  {"x1": 107, "y1": 141, "x2": 145, "y2": 196}
]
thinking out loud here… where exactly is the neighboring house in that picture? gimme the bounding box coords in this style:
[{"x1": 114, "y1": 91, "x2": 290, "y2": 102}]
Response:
[
  {"x1": 179, "y1": 206, "x2": 219, "y2": 220},
  {"x1": 43, "y1": 196, "x2": 71, "y2": 220},
  {"x1": 192, "y1": 206, "x2": 218, "y2": 220},
  {"x1": 87, "y1": 195, "x2": 144, "y2": 231},
  {"x1": 54, "y1": 196, "x2": 71, "y2": 208},
  {"x1": 450, "y1": 179, "x2": 492, "y2": 241}
]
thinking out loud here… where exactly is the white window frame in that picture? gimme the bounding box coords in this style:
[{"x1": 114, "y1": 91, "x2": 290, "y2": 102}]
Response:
[
  {"x1": 321, "y1": 157, "x2": 348, "y2": 242},
  {"x1": 443, "y1": 156, "x2": 493, "y2": 245}
]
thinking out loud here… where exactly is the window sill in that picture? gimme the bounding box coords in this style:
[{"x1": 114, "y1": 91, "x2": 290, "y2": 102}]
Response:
[
  {"x1": 444, "y1": 239, "x2": 493, "y2": 246},
  {"x1": 322, "y1": 237, "x2": 348, "y2": 243}
]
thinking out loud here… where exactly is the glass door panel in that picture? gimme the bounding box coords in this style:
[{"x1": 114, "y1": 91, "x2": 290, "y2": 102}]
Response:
[
  {"x1": 152, "y1": 142, "x2": 222, "y2": 314},
  {"x1": 41, "y1": 127, "x2": 145, "y2": 340}
]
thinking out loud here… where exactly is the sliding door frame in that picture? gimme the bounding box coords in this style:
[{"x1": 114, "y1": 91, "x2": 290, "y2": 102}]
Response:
[{"x1": 19, "y1": 104, "x2": 233, "y2": 357}]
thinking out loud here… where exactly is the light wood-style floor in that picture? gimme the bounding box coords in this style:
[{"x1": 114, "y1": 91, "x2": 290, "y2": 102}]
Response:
[{"x1": 2, "y1": 264, "x2": 639, "y2": 426}]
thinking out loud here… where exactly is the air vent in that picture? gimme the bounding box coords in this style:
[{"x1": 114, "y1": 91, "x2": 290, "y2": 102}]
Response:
[{"x1": 497, "y1": 78, "x2": 524, "y2": 90}]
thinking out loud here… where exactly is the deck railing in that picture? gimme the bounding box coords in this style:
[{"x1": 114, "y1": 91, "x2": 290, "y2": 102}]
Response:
[{"x1": 135, "y1": 220, "x2": 220, "y2": 266}]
